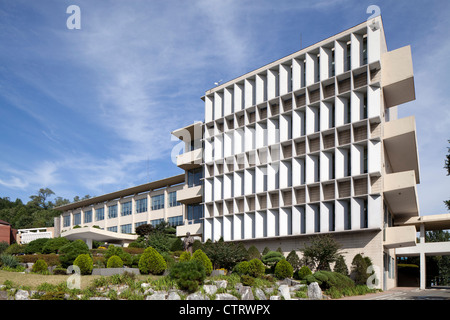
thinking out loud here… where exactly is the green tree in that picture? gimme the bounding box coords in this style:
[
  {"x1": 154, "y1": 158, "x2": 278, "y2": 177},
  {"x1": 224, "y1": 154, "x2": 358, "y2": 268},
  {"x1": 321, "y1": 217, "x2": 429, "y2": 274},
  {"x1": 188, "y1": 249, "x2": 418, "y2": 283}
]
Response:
[
  {"x1": 333, "y1": 254, "x2": 349, "y2": 276},
  {"x1": 58, "y1": 240, "x2": 90, "y2": 268},
  {"x1": 247, "y1": 245, "x2": 261, "y2": 260},
  {"x1": 28, "y1": 188, "x2": 55, "y2": 209},
  {"x1": 202, "y1": 238, "x2": 248, "y2": 270},
  {"x1": 262, "y1": 251, "x2": 284, "y2": 269},
  {"x1": 286, "y1": 250, "x2": 301, "y2": 271},
  {"x1": 300, "y1": 234, "x2": 342, "y2": 271}
]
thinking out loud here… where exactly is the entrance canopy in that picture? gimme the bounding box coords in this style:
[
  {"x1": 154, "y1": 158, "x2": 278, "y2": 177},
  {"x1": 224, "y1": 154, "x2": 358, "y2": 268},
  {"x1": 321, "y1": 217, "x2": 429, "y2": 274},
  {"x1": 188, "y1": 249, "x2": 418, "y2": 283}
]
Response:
[{"x1": 62, "y1": 227, "x2": 138, "y2": 249}]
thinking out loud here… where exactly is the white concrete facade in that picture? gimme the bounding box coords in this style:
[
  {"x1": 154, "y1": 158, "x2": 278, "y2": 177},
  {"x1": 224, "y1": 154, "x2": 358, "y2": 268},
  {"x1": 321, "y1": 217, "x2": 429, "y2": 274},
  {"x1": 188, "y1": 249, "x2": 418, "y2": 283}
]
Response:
[
  {"x1": 190, "y1": 17, "x2": 423, "y2": 290},
  {"x1": 55, "y1": 175, "x2": 185, "y2": 242}
]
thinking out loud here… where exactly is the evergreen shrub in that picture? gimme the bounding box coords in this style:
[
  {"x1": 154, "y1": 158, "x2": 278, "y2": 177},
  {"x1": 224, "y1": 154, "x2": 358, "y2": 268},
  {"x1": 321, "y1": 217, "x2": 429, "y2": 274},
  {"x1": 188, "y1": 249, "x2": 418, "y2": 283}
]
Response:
[
  {"x1": 274, "y1": 259, "x2": 294, "y2": 279},
  {"x1": 32, "y1": 259, "x2": 48, "y2": 274},
  {"x1": 191, "y1": 249, "x2": 212, "y2": 276},
  {"x1": 73, "y1": 254, "x2": 93, "y2": 275},
  {"x1": 138, "y1": 246, "x2": 167, "y2": 275},
  {"x1": 169, "y1": 260, "x2": 206, "y2": 292},
  {"x1": 107, "y1": 255, "x2": 124, "y2": 268}
]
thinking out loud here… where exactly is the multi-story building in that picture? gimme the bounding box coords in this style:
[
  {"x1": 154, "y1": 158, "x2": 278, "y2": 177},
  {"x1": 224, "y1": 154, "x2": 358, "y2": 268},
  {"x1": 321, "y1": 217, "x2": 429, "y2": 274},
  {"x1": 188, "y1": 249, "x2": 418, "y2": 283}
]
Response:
[
  {"x1": 55, "y1": 16, "x2": 449, "y2": 290},
  {"x1": 172, "y1": 16, "x2": 421, "y2": 290},
  {"x1": 54, "y1": 175, "x2": 184, "y2": 248}
]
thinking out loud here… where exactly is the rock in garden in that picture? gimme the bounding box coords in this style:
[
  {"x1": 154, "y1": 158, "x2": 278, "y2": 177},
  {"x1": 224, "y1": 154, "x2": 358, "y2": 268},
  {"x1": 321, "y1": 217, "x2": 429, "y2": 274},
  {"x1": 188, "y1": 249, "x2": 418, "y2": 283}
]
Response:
[
  {"x1": 146, "y1": 291, "x2": 167, "y2": 300},
  {"x1": 270, "y1": 295, "x2": 281, "y2": 300},
  {"x1": 186, "y1": 292, "x2": 210, "y2": 300},
  {"x1": 307, "y1": 282, "x2": 323, "y2": 300},
  {"x1": 214, "y1": 280, "x2": 227, "y2": 289},
  {"x1": 239, "y1": 286, "x2": 254, "y2": 300},
  {"x1": 167, "y1": 291, "x2": 181, "y2": 300},
  {"x1": 278, "y1": 284, "x2": 291, "y2": 300},
  {"x1": 15, "y1": 290, "x2": 29, "y2": 300},
  {"x1": 203, "y1": 284, "x2": 217, "y2": 295},
  {"x1": 216, "y1": 293, "x2": 238, "y2": 300},
  {"x1": 254, "y1": 288, "x2": 267, "y2": 300}
]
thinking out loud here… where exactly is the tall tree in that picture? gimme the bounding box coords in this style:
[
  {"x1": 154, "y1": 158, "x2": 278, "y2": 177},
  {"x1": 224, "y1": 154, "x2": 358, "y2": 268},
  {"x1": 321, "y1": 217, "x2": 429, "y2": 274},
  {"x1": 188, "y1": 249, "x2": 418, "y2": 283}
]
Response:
[
  {"x1": 28, "y1": 188, "x2": 55, "y2": 209},
  {"x1": 300, "y1": 234, "x2": 343, "y2": 271}
]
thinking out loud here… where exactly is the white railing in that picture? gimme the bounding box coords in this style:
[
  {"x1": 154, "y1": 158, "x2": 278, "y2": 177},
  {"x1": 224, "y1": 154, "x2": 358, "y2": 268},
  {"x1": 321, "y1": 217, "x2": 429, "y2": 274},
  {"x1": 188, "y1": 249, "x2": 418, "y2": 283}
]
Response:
[{"x1": 20, "y1": 232, "x2": 52, "y2": 244}]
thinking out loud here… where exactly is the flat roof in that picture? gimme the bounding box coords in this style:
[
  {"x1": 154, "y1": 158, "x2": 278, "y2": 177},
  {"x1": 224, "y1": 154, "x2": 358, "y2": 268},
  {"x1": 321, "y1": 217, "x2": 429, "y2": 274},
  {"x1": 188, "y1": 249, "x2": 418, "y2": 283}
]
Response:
[
  {"x1": 55, "y1": 174, "x2": 185, "y2": 212},
  {"x1": 203, "y1": 16, "x2": 385, "y2": 97},
  {"x1": 397, "y1": 214, "x2": 450, "y2": 231}
]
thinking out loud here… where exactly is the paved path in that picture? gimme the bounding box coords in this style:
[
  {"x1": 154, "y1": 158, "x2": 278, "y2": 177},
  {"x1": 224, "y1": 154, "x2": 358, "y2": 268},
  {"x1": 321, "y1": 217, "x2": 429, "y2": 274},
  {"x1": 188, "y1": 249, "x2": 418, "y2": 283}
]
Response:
[{"x1": 338, "y1": 286, "x2": 450, "y2": 300}]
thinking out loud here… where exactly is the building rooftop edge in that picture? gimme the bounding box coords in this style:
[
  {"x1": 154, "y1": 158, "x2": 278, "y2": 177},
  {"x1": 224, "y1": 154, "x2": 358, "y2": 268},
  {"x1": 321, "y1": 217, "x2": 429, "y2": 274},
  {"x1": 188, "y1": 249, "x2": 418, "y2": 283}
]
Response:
[
  {"x1": 55, "y1": 174, "x2": 185, "y2": 212},
  {"x1": 203, "y1": 16, "x2": 385, "y2": 96}
]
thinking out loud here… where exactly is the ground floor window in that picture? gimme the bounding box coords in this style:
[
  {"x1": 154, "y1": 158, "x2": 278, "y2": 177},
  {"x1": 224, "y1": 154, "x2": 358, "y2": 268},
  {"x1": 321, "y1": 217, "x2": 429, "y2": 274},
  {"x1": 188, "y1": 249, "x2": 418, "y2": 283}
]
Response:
[{"x1": 120, "y1": 224, "x2": 132, "y2": 234}]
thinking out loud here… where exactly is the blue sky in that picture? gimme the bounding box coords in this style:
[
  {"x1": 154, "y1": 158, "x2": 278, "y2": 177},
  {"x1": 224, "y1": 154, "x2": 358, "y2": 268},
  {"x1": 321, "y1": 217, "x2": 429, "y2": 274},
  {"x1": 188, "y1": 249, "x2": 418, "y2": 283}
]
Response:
[{"x1": 0, "y1": 0, "x2": 449, "y2": 216}]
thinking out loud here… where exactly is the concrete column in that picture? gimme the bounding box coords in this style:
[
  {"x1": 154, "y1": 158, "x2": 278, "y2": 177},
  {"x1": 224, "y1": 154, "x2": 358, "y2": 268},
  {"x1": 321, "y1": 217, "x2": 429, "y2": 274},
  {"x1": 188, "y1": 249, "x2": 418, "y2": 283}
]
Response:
[
  {"x1": 420, "y1": 251, "x2": 426, "y2": 290},
  {"x1": 131, "y1": 196, "x2": 136, "y2": 233},
  {"x1": 104, "y1": 203, "x2": 108, "y2": 230},
  {"x1": 85, "y1": 238, "x2": 93, "y2": 250},
  {"x1": 419, "y1": 223, "x2": 426, "y2": 290},
  {"x1": 117, "y1": 200, "x2": 121, "y2": 232},
  {"x1": 163, "y1": 187, "x2": 169, "y2": 222}
]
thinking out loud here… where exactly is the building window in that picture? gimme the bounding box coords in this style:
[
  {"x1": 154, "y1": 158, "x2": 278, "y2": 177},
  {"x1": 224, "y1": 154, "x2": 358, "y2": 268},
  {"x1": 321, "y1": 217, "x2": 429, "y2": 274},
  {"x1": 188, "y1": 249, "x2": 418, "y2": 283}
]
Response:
[
  {"x1": 108, "y1": 204, "x2": 118, "y2": 219},
  {"x1": 63, "y1": 215, "x2": 70, "y2": 227},
  {"x1": 84, "y1": 210, "x2": 92, "y2": 223},
  {"x1": 150, "y1": 218, "x2": 164, "y2": 227},
  {"x1": 168, "y1": 215, "x2": 183, "y2": 227},
  {"x1": 120, "y1": 224, "x2": 132, "y2": 234},
  {"x1": 136, "y1": 198, "x2": 148, "y2": 213},
  {"x1": 169, "y1": 191, "x2": 181, "y2": 207},
  {"x1": 135, "y1": 221, "x2": 147, "y2": 229},
  {"x1": 121, "y1": 201, "x2": 132, "y2": 216},
  {"x1": 107, "y1": 226, "x2": 117, "y2": 233},
  {"x1": 187, "y1": 204, "x2": 203, "y2": 224},
  {"x1": 96, "y1": 208, "x2": 105, "y2": 221},
  {"x1": 187, "y1": 168, "x2": 202, "y2": 187},
  {"x1": 151, "y1": 194, "x2": 164, "y2": 210},
  {"x1": 73, "y1": 213, "x2": 81, "y2": 226}
]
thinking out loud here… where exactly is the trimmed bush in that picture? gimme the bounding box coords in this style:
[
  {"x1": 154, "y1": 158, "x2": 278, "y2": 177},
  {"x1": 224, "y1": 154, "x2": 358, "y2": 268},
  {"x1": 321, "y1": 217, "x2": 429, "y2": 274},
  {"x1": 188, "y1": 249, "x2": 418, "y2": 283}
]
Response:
[
  {"x1": 333, "y1": 255, "x2": 349, "y2": 276},
  {"x1": 179, "y1": 251, "x2": 191, "y2": 262},
  {"x1": 286, "y1": 250, "x2": 301, "y2": 271},
  {"x1": 262, "y1": 251, "x2": 284, "y2": 268},
  {"x1": 32, "y1": 259, "x2": 48, "y2": 274},
  {"x1": 169, "y1": 260, "x2": 206, "y2": 293},
  {"x1": 104, "y1": 245, "x2": 132, "y2": 266},
  {"x1": 58, "y1": 240, "x2": 90, "y2": 268},
  {"x1": 138, "y1": 246, "x2": 167, "y2": 275},
  {"x1": 52, "y1": 267, "x2": 67, "y2": 275},
  {"x1": 191, "y1": 249, "x2": 213, "y2": 276},
  {"x1": 298, "y1": 265, "x2": 312, "y2": 280},
  {"x1": 274, "y1": 259, "x2": 294, "y2": 279},
  {"x1": 307, "y1": 270, "x2": 355, "y2": 291},
  {"x1": 351, "y1": 254, "x2": 371, "y2": 285},
  {"x1": 235, "y1": 261, "x2": 250, "y2": 275},
  {"x1": 107, "y1": 255, "x2": 124, "y2": 268},
  {"x1": 247, "y1": 245, "x2": 261, "y2": 260},
  {"x1": 73, "y1": 254, "x2": 93, "y2": 275},
  {"x1": 42, "y1": 237, "x2": 70, "y2": 254},
  {"x1": 248, "y1": 258, "x2": 265, "y2": 278},
  {"x1": 25, "y1": 238, "x2": 50, "y2": 254},
  {"x1": 240, "y1": 274, "x2": 255, "y2": 286}
]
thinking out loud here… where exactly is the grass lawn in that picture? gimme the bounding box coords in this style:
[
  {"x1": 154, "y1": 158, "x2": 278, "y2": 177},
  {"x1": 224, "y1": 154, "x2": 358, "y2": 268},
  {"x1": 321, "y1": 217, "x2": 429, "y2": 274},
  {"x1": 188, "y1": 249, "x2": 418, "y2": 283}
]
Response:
[{"x1": 0, "y1": 270, "x2": 152, "y2": 290}]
